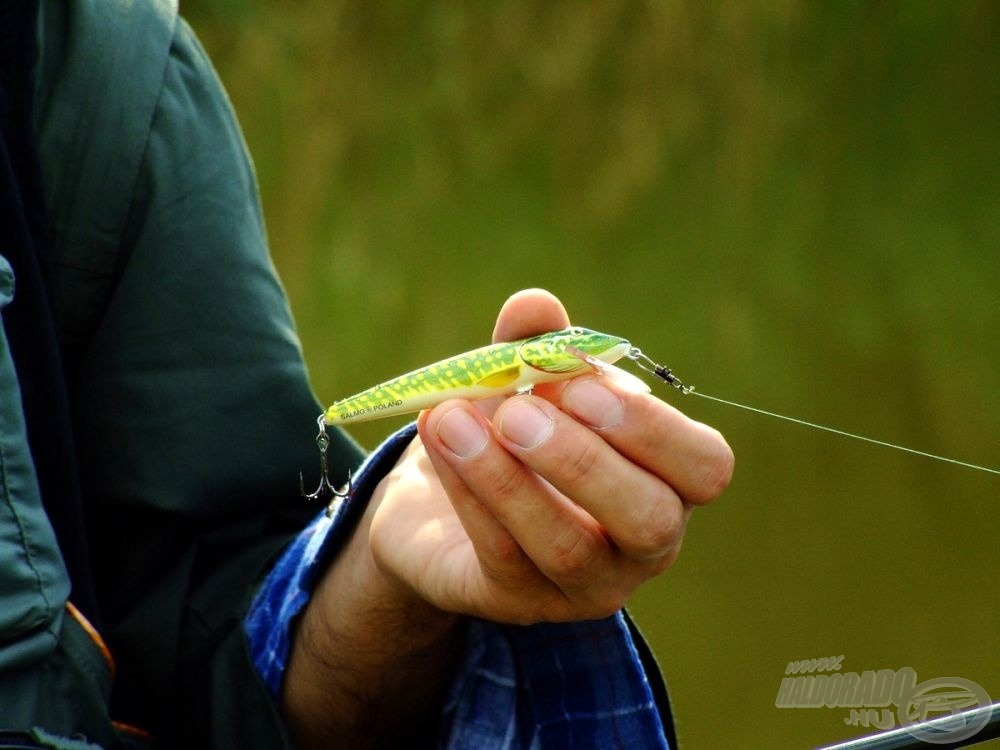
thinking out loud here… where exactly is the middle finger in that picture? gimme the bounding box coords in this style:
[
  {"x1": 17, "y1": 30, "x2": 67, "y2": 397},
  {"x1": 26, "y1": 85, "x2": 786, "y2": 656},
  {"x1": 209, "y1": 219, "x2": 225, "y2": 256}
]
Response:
[{"x1": 493, "y1": 394, "x2": 688, "y2": 562}]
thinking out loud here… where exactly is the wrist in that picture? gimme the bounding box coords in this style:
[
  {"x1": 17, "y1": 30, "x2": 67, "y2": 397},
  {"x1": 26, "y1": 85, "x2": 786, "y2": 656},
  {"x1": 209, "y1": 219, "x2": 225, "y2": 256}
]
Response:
[{"x1": 280, "y1": 478, "x2": 464, "y2": 749}]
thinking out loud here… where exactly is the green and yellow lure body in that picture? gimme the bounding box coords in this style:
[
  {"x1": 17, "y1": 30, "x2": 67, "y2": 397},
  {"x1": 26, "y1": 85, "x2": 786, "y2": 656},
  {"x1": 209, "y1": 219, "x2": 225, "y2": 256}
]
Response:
[{"x1": 323, "y1": 327, "x2": 631, "y2": 425}]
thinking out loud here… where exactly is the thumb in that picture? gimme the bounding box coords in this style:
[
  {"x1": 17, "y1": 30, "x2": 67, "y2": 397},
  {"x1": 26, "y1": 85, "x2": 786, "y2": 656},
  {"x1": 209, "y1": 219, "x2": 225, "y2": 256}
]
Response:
[{"x1": 492, "y1": 288, "x2": 571, "y2": 344}]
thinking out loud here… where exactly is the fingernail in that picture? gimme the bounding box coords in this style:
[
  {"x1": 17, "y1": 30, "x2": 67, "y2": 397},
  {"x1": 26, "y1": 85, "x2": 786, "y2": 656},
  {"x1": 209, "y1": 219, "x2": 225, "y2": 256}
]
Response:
[
  {"x1": 563, "y1": 378, "x2": 625, "y2": 429},
  {"x1": 437, "y1": 408, "x2": 489, "y2": 458},
  {"x1": 498, "y1": 399, "x2": 554, "y2": 450}
]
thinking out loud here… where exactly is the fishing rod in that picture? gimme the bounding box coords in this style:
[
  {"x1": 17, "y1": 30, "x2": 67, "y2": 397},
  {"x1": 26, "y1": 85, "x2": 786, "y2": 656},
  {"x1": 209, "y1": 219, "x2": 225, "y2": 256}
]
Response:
[{"x1": 816, "y1": 700, "x2": 1000, "y2": 749}]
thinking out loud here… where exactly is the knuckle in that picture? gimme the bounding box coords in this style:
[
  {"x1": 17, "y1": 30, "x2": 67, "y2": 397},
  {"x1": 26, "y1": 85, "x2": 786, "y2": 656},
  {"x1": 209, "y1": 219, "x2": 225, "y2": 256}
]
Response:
[
  {"x1": 688, "y1": 428, "x2": 735, "y2": 503},
  {"x1": 548, "y1": 526, "x2": 601, "y2": 589},
  {"x1": 484, "y1": 531, "x2": 529, "y2": 572},
  {"x1": 629, "y1": 493, "x2": 684, "y2": 558},
  {"x1": 648, "y1": 538, "x2": 684, "y2": 576},
  {"x1": 562, "y1": 439, "x2": 602, "y2": 487},
  {"x1": 485, "y1": 462, "x2": 530, "y2": 504}
]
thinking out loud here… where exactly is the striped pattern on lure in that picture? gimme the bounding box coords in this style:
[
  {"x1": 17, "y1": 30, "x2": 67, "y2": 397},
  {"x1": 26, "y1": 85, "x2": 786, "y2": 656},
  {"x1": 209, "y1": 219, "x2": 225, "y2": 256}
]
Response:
[{"x1": 323, "y1": 327, "x2": 631, "y2": 425}]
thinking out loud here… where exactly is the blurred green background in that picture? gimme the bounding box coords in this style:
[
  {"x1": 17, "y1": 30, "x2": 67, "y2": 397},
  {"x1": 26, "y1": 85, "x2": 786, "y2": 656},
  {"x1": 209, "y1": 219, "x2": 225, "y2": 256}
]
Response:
[{"x1": 186, "y1": 2, "x2": 998, "y2": 747}]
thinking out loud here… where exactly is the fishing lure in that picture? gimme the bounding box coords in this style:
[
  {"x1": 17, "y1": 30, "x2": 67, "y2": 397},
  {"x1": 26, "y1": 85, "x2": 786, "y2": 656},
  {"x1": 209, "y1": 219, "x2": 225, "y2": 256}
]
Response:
[
  {"x1": 302, "y1": 326, "x2": 666, "y2": 502},
  {"x1": 301, "y1": 326, "x2": 998, "y2": 505},
  {"x1": 322, "y1": 327, "x2": 632, "y2": 425}
]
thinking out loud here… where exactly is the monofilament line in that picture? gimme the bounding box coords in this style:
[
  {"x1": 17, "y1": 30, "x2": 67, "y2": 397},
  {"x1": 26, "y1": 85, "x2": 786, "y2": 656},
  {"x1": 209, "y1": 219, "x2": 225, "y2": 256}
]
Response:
[{"x1": 689, "y1": 390, "x2": 1000, "y2": 476}]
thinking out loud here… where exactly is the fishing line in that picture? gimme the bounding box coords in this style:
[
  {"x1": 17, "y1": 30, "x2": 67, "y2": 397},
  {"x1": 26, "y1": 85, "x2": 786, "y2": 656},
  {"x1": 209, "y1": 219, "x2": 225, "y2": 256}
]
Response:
[
  {"x1": 689, "y1": 390, "x2": 1000, "y2": 476},
  {"x1": 626, "y1": 347, "x2": 1000, "y2": 477}
]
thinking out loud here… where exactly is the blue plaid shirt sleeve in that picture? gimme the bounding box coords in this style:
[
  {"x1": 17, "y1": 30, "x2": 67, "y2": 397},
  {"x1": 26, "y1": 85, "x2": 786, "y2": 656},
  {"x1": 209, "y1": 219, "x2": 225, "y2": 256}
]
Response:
[{"x1": 245, "y1": 424, "x2": 671, "y2": 749}]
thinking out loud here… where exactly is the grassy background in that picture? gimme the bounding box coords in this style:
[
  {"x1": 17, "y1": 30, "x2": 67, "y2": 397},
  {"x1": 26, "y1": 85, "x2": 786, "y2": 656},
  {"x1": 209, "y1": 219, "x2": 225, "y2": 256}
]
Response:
[{"x1": 185, "y1": 2, "x2": 999, "y2": 747}]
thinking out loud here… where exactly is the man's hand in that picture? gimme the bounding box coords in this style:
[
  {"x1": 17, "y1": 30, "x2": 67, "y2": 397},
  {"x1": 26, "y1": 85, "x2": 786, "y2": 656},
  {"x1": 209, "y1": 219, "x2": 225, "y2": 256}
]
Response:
[
  {"x1": 372, "y1": 288, "x2": 733, "y2": 623},
  {"x1": 281, "y1": 288, "x2": 733, "y2": 748}
]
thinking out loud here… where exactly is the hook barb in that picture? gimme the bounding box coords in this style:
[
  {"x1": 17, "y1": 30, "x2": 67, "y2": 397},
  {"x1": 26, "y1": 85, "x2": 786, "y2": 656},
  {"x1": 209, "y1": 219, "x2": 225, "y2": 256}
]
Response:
[{"x1": 300, "y1": 414, "x2": 352, "y2": 512}]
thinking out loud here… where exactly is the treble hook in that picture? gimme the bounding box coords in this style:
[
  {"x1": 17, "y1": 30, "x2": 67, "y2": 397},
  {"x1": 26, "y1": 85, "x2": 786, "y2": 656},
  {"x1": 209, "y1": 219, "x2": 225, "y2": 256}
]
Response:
[
  {"x1": 626, "y1": 347, "x2": 695, "y2": 394},
  {"x1": 300, "y1": 414, "x2": 351, "y2": 514}
]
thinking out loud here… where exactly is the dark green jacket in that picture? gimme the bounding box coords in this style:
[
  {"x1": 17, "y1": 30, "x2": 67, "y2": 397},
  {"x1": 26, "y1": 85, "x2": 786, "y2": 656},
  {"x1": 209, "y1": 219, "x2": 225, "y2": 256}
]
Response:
[{"x1": 0, "y1": 0, "x2": 361, "y2": 746}]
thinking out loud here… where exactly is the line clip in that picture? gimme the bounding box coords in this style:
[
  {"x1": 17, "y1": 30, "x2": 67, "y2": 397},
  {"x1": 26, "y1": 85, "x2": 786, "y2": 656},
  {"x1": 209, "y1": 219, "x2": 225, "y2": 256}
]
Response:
[{"x1": 626, "y1": 347, "x2": 695, "y2": 394}]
